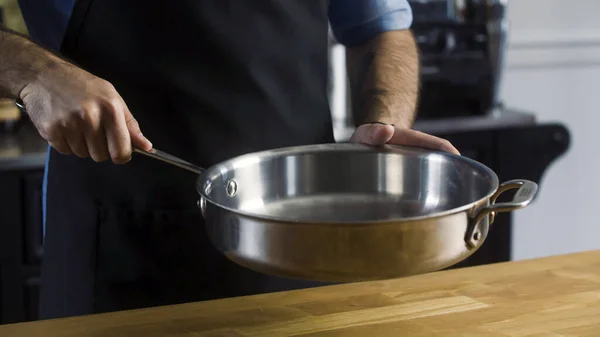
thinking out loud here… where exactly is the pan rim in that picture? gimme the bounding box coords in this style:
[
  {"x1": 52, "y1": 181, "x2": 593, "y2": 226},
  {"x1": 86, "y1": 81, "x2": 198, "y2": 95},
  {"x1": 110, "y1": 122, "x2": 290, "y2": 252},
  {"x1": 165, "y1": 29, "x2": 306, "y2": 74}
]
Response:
[{"x1": 196, "y1": 143, "x2": 501, "y2": 224}]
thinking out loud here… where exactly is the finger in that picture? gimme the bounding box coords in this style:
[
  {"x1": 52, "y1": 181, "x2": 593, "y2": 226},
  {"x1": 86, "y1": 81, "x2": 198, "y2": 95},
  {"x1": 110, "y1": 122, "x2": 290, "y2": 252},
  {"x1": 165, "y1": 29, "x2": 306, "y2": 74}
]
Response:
[
  {"x1": 350, "y1": 124, "x2": 395, "y2": 145},
  {"x1": 84, "y1": 124, "x2": 110, "y2": 162},
  {"x1": 389, "y1": 128, "x2": 460, "y2": 155},
  {"x1": 64, "y1": 131, "x2": 90, "y2": 158},
  {"x1": 48, "y1": 138, "x2": 73, "y2": 155},
  {"x1": 79, "y1": 103, "x2": 110, "y2": 162},
  {"x1": 122, "y1": 100, "x2": 153, "y2": 151},
  {"x1": 102, "y1": 100, "x2": 132, "y2": 164}
]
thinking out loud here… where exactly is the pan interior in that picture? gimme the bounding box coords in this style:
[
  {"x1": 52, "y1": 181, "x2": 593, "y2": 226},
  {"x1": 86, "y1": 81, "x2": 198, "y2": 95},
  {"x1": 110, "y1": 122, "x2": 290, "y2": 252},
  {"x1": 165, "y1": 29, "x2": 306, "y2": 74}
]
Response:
[{"x1": 199, "y1": 144, "x2": 498, "y2": 223}]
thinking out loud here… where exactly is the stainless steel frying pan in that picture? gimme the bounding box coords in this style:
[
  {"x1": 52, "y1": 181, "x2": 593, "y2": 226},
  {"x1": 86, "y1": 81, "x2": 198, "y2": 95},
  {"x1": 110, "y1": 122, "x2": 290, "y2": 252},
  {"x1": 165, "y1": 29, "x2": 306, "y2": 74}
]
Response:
[{"x1": 134, "y1": 143, "x2": 538, "y2": 282}]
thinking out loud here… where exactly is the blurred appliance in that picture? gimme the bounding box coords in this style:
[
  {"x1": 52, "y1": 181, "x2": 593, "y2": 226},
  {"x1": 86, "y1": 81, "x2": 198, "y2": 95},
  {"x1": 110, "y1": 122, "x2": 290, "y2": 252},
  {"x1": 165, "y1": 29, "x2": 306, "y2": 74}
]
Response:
[
  {"x1": 328, "y1": 0, "x2": 509, "y2": 127},
  {"x1": 412, "y1": 0, "x2": 508, "y2": 119}
]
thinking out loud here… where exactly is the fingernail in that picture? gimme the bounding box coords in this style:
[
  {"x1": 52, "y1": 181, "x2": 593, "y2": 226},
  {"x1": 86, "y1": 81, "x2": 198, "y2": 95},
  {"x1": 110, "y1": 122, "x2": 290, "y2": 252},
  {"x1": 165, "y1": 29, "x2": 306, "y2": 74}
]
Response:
[
  {"x1": 367, "y1": 125, "x2": 384, "y2": 143},
  {"x1": 368, "y1": 124, "x2": 380, "y2": 136}
]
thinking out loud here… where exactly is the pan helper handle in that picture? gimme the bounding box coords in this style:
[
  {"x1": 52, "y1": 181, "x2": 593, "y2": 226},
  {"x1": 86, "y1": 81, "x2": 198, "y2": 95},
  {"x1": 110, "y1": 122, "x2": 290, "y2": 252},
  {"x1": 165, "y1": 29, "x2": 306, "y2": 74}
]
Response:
[{"x1": 465, "y1": 179, "x2": 539, "y2": 249}]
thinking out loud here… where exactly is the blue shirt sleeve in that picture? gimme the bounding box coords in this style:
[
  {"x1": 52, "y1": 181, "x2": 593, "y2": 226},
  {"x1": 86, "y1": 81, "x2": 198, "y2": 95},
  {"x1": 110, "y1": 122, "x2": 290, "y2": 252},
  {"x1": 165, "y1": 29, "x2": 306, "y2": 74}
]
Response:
[{"x1": 328, "y1": 0, "x2": 413, "y2": 47}]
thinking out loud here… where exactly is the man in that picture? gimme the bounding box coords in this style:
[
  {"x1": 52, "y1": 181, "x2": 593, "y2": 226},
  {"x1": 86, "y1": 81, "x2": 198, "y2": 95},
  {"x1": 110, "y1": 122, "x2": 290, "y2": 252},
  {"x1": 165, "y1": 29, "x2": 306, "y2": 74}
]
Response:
[{"x1": 0, "y1": 0, "x2": 459, "y2": 320}]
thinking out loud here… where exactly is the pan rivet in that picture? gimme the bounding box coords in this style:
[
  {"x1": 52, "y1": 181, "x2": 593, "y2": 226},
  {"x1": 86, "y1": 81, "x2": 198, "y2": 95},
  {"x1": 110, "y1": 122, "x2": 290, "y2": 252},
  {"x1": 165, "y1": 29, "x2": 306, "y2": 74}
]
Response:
[
  {"x1": 226, "y1": 179, "x2": 238, "y2": 197},
  {"x1": 473, "y1": 231, "x2": 481, "y2": 241}
]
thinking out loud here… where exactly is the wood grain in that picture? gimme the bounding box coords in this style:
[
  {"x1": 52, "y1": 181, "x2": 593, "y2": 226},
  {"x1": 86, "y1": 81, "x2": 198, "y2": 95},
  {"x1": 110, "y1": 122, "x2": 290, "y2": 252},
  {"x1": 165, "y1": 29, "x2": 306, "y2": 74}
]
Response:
[{"x1": 3, "y1": 250, "x2": 600, "y2": 336}]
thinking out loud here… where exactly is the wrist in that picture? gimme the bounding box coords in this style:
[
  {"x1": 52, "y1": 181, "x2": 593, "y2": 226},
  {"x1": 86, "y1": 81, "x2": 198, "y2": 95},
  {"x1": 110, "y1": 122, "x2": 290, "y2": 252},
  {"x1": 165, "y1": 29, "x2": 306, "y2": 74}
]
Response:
[
  {"x1": 0, "y1": 30, "x2": 64, "y2": 98},
  {"x1": 19, "y1": 55, "x2": 67, "y2": 98}
]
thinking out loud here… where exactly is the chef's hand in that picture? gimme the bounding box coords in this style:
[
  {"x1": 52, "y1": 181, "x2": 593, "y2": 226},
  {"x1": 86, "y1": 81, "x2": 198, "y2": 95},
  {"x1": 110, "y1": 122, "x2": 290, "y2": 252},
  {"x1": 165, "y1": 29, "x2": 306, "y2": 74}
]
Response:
[
  {"x1": 19, "y1": 62, "x2": 153, "y2": 164},
  {"x1": 350, "y1": 123, "x2": 460, "y2": 155}
]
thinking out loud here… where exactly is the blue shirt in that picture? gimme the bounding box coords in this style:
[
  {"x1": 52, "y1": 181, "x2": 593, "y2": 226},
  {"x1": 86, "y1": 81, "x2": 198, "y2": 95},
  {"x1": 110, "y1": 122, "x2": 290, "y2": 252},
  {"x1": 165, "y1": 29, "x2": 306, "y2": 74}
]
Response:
[{"x1": 17, "y1": 0, "x2": 413, "y2": 236}]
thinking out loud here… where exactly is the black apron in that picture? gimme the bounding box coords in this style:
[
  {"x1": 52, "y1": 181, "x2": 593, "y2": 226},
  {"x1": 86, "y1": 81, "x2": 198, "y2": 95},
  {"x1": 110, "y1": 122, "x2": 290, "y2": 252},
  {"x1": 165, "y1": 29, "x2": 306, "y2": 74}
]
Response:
[{"x1": 40, "y1": 0, "x2": 335, "y2": 319}]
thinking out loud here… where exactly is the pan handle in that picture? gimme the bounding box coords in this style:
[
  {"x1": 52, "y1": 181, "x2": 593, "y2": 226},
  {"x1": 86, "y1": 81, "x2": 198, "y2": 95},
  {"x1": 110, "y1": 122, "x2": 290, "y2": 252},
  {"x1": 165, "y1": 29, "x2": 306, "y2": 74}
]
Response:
[
  {"x1": 465, "y1": 179, "x2": 539, "y2": 249},
  {"x1": 133, "y1": 147, "x2": 205, "y2": 175}
]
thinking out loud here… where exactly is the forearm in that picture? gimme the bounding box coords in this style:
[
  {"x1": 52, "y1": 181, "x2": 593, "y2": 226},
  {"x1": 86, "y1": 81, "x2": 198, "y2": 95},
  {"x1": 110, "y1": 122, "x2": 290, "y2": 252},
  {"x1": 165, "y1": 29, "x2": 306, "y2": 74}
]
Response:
[
  {"x1": 346, "y1": 29, "x2": 419, "y2": 128},
  {"x1": 0, "y1": 26, "x2": 62, "y2": 98}
]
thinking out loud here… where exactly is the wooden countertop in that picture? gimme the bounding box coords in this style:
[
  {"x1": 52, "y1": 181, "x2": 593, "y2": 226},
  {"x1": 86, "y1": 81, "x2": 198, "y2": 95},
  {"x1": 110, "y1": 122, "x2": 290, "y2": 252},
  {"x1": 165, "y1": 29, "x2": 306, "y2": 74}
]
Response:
[{"x1": 3, "y1": 250, "x2": 600, "y2": 336}]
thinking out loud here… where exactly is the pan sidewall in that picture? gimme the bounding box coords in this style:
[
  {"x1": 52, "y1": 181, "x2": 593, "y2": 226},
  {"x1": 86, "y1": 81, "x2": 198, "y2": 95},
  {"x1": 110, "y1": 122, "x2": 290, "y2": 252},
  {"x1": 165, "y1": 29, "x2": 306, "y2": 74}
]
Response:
[{"x1": 202, "y1": 201, "x2": 490, "y2": 282}]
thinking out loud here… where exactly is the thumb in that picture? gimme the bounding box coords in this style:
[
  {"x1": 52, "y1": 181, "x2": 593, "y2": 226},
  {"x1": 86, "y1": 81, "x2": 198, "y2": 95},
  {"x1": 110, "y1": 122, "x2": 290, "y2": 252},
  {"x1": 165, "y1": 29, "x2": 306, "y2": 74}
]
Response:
[
  {"x1": 124, "y1": 108, "x2": 153, "y2": 151},
  {"x1": 350, "y1": 123, "x2": 395, "y2": 145}
]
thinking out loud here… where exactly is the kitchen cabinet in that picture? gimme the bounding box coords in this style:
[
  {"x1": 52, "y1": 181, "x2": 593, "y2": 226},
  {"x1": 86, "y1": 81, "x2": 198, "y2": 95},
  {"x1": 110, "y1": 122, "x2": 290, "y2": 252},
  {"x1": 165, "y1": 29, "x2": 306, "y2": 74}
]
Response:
[
  {"x1": 0, "y1": 168, "x2": 44, "y2": 324},
  {"x1": 0, "y1": 120, "x2": 46, "y2": 324}
]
